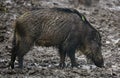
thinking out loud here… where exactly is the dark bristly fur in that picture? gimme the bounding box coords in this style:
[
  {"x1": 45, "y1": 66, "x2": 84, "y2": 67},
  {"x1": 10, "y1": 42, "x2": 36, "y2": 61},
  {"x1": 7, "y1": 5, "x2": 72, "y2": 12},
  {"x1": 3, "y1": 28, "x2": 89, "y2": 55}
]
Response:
[{"x1": 9, "y1": 7, "x2": 104, "y2": 69}]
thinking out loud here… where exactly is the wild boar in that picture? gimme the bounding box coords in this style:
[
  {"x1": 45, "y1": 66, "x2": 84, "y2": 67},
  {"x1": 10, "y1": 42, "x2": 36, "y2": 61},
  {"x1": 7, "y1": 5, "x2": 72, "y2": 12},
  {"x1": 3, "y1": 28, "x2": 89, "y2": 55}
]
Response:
[{"x1": 9, "y1": 7, "x2": 104, "y2": 69}]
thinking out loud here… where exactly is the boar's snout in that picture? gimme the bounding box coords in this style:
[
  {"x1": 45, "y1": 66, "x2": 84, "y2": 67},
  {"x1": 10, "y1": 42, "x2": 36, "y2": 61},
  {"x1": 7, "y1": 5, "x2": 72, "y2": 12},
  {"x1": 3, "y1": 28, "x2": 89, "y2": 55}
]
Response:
[
  {"x1": 92, "y1": 48, "x2": 104, "y2": 68},
  {"x1": 93, "y1": 55, "x2": 104, "y2": 67}
]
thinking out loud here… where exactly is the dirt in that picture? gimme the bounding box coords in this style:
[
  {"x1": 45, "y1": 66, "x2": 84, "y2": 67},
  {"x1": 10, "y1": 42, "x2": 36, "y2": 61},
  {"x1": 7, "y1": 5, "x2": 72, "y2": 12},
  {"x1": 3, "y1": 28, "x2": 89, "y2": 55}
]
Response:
[{"x1": 0, "y1": 0, "x2": 120, "y2": 78}]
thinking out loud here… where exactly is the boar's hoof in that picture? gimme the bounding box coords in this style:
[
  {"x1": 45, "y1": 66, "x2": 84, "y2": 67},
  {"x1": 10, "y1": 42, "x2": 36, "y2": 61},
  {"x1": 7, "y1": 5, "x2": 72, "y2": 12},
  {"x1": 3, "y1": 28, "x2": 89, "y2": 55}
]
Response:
[
  {"x1": 59, "y1": 62, "x2": 66, "y2": 69},
  {"x1": 95, "y1": 61, "x2": 105, "y2": 68},
  {"x1": 96, "y1": 64, "x2": 105, "y2": 68},
  {"x1": 8, "y1": 61, "x2": 14, "y2": 69},
  {"x1": 71, "y1": 62, "x2": 79, "y2": 68}
]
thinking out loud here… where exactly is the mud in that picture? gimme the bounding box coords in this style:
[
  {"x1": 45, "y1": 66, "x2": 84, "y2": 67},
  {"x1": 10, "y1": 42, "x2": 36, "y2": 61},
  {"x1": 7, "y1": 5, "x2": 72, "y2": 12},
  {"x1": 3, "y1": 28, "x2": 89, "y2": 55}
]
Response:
[{"x1": 0, "y1": 0, "x2": 120, "y2": 78}]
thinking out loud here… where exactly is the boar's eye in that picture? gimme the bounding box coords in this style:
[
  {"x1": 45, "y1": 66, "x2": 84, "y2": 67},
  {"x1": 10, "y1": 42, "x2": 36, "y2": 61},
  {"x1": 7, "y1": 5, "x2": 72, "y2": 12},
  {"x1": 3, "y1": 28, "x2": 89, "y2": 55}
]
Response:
[{"x1": 93, "y1": 38, "x2": 97, "y2": 41}]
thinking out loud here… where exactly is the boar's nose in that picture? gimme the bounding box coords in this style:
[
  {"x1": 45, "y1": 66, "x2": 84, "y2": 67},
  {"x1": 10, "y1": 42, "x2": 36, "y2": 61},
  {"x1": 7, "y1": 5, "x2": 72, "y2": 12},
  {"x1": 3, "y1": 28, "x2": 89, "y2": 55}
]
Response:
[
  {"x1": 94, "y1": 57, "x2": 104, "y2": 68},
  {"x1": 96, "y1": 63, "x2": 104, "y2": 68}
]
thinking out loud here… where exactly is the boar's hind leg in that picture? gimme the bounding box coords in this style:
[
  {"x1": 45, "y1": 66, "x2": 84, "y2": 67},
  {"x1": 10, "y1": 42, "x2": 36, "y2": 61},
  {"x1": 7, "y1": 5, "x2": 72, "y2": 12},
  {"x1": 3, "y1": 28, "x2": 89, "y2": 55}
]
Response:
[
  {"x1": 10, "y1": 42, "x2": 18, "y2": 69},
  {"x1": 17, "y1": 39, "x2": 33, "y2": 69},
  {"x1": 58, "y1": 46, "x2": 66, "y2": 68},
  {"x1": 67, "y1": 45, "x2": 78, "y2": 67}
]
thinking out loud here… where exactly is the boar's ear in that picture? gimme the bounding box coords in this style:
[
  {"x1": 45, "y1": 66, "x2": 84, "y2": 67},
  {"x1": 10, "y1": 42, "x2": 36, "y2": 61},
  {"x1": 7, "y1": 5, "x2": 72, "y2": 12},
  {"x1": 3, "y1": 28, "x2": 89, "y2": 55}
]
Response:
[
  {"x1": 92, "y1": 31, "x2": 102, "y2": 45},
  {"x1": 90, "y1": 31, "x2": 99, "y2": 41},
  {"x1": 94, "y1": 31, "x2": 101, "y2": 41}
]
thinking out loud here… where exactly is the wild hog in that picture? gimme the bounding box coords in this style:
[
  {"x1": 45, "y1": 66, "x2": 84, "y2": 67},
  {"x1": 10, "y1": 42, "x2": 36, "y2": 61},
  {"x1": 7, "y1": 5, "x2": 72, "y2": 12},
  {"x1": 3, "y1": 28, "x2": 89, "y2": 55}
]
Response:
[{"x1": 9, "y1": 7, "x2": 104, "y2": 69}]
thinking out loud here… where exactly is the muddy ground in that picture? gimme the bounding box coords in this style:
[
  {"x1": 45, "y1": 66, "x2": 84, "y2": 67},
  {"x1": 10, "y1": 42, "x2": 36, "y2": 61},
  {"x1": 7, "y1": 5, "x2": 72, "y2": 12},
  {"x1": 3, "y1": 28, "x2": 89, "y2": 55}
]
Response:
[{"x1": 0, "y1": 0, "x2": 120, "y2": 78}]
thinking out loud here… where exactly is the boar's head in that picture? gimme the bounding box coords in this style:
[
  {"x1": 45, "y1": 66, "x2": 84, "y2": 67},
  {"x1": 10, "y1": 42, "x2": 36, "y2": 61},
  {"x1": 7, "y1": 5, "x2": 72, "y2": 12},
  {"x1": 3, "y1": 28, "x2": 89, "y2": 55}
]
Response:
[{"x1": 85, "y1": 29, "x2": 104, "y2": 67}]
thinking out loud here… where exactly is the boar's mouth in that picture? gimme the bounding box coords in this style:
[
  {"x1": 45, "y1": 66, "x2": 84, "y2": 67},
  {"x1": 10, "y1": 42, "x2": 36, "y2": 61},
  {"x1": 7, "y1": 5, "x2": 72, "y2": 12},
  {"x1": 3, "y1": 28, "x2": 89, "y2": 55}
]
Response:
[{"x1": 92, "y1": 54, "x2": 104, "y2": 67}]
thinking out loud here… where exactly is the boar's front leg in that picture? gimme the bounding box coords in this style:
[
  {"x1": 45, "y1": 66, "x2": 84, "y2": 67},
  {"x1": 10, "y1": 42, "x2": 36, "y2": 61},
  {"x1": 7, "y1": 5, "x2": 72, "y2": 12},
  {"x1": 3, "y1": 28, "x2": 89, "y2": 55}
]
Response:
[
  {"x1": 66, "y1": 43, "x2": 79, "y2": 67},
  {"x1": 63, "y1": 34, "x2": 79, "y2": 67}
]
